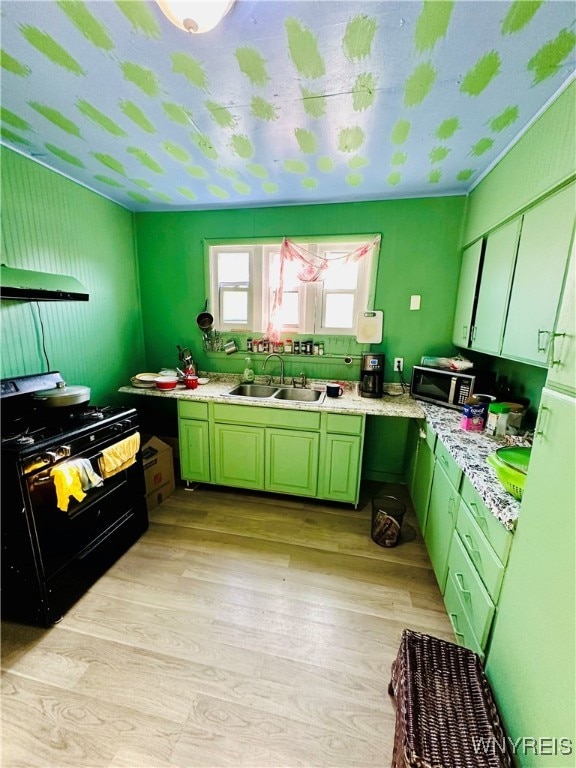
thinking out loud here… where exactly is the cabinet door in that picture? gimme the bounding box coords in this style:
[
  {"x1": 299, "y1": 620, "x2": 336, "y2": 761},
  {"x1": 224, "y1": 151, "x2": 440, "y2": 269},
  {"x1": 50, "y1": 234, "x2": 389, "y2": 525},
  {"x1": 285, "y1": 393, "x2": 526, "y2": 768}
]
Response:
[
  {"x1": 214, "y1": 423, "x2": 264, "y2": 489},
  {"x1": 501, "y1": 183, "x2": 575, "y2": 365},
  {"x1": 321, "y1": 433, "x2": 362, "y2": 503},
  {"x1": 266, "y1": 428, "x2": 319, "y2": 497},
  {"x1": 410, "y1": 430, "x2": 435, "y2": 534},
  {"x1": 547, "y1": 239, "x2": 575, "y2": 396},
  {"x1": 452, "y1": 240, "x2": 483, "y2": 347},
  {"x1": 471, "y1": 218, "x2": 520, "y2": 355},
  {"x1": 179, "y1": 419, "x2": 211, "y2": 483},
  {"x1": 424, "y1": 461, "x2": 460, "y2": 593}
]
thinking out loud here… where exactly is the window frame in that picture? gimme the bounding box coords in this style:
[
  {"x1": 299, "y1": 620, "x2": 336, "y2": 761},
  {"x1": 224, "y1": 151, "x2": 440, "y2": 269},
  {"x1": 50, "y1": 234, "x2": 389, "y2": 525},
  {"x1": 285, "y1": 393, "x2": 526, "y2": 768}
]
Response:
[{"x1": 205, "y1": 235, "x2": 380, "y2": 336}]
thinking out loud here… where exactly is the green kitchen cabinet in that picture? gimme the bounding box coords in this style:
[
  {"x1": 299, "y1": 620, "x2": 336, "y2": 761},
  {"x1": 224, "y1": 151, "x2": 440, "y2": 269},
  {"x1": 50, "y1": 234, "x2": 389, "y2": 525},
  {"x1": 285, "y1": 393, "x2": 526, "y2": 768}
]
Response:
[
  {"x1": 321, "y1": 432, "x2": 362, "y2": 503},
  {"x1": 407, "y1": 420, "x2": 436, "y2": 533},
  {"x1": 486, "y1": 388, "x2": 575, "y2": 762},
  {"x1": 178, "y1": 401, "x2": 211, "y2": 483},
  {"x1": 424, "y1": 441, "x2": 462, "y2": 594},
  {"x1": 213, "y1": 422, "x2": 265, "y2": 489},
  {"x1": 501, "y1": 182, "x2": 575, "y2": 365},
  {"x1": 547, "y1": 238, "x2": 575, "y2": 396},
  {"x1": 266, "y1": 428, "x2": 319, "y2": 497},
  {"x1": 470, "y1": 218, "x2": 520, "y2": 355},
  {"x1": 452, "y1": 239, "x2": 483, "y2": 347}
]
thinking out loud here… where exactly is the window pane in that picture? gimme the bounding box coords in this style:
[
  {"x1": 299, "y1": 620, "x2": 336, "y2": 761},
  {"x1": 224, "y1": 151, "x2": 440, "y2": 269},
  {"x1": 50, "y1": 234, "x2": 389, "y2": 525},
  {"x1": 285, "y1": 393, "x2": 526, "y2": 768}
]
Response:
[
  {"x1": 323, "y1": 254, "x2": 359, "y2": 289},
  {"x1": 324, "y1": 293, "x2": 355, "y2": 328},
  {"x1": 218, "y1": 252, "x2": 249, "y2": 284},
  {"x1": 269, "y1": 251, "x2": 301, "y2": 289},
  {"x1": 277, "y1": 291, "x2": 299, "y2": 326},
  {"x1": 222, "y1": 290, "x2": 248, "y2": 323}
]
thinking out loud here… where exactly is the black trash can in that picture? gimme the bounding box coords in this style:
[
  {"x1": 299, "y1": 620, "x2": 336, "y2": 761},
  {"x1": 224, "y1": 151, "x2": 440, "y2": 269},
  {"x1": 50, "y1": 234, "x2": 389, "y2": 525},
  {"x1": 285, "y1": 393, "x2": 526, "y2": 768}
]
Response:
[{"x1": 371, "y1": 495, "x2": 406, "y2": 547}]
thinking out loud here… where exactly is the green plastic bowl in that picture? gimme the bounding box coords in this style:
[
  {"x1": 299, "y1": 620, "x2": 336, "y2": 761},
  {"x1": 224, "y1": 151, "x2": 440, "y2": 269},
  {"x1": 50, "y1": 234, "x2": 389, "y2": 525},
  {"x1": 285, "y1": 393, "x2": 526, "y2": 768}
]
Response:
[{"x1": 495, "y1": 446, "x2": 531, "y2": 474}]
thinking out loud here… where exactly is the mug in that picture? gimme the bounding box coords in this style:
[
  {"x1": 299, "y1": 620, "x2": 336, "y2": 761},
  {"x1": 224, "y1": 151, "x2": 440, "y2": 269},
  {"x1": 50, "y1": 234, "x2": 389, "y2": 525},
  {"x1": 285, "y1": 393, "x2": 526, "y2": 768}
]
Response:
[
  {"x1": 184, "y1": 375, "x2": 198, "y2": 389},
  {"x1": 223, "y1": 340, "x2": 238, "y2": 355},
  {"x1": 326, "y1": 383, "x2": 344, "y2": 398}
]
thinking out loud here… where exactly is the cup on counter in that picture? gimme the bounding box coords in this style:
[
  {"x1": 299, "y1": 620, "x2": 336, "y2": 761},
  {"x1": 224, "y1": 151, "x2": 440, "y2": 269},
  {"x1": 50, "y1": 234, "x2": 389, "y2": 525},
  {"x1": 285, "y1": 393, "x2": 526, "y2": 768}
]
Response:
[
  {"x1": 326, "y1": 383, "x2": 344, "y2": 398},
  {"x1": 183, "y1": 374, "x2": 198, "y2": 389}
]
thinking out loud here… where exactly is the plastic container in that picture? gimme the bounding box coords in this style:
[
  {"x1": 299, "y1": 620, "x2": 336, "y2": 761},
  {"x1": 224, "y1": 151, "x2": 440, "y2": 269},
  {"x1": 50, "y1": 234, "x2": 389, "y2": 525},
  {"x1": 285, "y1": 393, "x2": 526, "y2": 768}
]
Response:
[
  {"x1": 486, "y1": 454, "x2": 526, "y2": 499},
  {"x1": 371, "y1": 496, "x2": 406, "y2": 547},
  {"x1": 486, "y1": 403, "x2": 510, "y2": 436},
  {"x1": 243, "y1": 357, "x2": 255, "y2": 383}
]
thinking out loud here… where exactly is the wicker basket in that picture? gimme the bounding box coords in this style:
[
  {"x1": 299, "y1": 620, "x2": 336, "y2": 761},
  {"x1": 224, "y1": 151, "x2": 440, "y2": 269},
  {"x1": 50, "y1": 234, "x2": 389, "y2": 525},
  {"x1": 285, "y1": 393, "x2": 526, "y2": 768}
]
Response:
[{"x1": 487, "y1": 453, "x2": 525, "y2": 499}]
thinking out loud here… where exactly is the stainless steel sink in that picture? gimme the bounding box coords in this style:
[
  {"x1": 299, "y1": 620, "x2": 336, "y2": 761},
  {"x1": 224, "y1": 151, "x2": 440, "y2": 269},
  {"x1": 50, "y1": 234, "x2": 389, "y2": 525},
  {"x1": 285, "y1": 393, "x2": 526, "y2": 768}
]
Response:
[
  {"x1": 226, "y1": 384, "x2": 279, "y2": 398},
  {"x1": 273, "y1": 388, "x2": 324, "y2": 402}
]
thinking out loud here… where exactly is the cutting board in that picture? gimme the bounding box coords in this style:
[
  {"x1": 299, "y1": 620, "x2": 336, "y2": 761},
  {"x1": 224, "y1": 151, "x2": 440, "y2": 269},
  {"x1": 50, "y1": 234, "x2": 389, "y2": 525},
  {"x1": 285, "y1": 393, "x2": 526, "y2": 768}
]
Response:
[{"x1": 356, "y1": 310, "x2": 383, "y2": 343}]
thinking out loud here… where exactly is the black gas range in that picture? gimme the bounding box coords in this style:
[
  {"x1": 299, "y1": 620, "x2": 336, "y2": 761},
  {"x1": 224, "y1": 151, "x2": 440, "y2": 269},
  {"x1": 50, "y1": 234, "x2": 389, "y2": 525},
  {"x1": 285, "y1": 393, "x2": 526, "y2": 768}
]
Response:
[{"x1": 1, "y1": 372, "x2": 148, "y2": 626}]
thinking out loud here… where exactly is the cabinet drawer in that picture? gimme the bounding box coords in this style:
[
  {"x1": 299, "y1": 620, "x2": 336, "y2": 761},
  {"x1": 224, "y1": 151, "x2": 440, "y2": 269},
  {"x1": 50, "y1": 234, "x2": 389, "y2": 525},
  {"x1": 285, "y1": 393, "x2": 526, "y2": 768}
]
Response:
[
  {"x1": 447, "y1": 533, "x2": 495, "y2": 648},
  {"x1": 460, "y1": 475, "x2": 513, "y2": 565},
  {"x1": 178, "y1": 400, "x2": 209, "y2": 420},
  {"x1": 456, "y1": 499, "x2": 506, "y2": 601},
  {"x1": 444, "y1": 569, "x2": 484, "y2": 660},
  {"x1": 434, "y1": 440, "x2": 462, "y2": 490},
  {"x1": 213, "y1": 403, "x2": 320, "y2": 430},
  {"x1": 325, "y1": 413, "x2": 364, "y2": 435}
]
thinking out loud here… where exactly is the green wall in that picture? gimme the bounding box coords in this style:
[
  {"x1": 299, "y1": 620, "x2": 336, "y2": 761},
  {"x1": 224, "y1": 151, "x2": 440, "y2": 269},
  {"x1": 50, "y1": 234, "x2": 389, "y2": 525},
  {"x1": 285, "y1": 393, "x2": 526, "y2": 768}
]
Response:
[
  {"x1": 134, "y1": 195, "x2": 467, "y2": 381},
  {"x1": 0, "y1": 147, "x2": 145, "y2": 404}
]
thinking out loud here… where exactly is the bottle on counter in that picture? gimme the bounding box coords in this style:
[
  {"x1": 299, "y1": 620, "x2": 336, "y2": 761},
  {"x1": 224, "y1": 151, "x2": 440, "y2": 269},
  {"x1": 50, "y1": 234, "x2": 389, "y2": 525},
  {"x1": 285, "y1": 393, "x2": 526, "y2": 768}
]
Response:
[
  {"x1": 243, "y1": 356, "x2": 255, "y2": 383},
  {"x1": 294, "y1": 340, "x2": 300, "y2": 354},
  {"x1": 246, "y1": 338, "x2": 253, "y2": 352},
  {"x1": 285, "y1": 339, "x2": 293, "y2": 354}
]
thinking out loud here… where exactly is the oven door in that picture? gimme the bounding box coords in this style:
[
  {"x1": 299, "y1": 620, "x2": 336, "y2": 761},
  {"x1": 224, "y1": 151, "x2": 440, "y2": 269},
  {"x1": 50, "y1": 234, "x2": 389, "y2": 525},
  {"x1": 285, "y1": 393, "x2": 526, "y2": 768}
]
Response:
[{"x1": 24, "y1": 434, "x2": 146, "y2": 579}]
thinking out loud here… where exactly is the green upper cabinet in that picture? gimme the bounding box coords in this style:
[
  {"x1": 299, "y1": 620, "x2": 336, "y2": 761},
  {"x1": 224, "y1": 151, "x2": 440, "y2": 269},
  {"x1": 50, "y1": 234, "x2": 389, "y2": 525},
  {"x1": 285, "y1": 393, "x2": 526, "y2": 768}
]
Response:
[
  {"x1": 452, "y1": 240, "x2": 483, "y2": 348},
  {"x1": 471, "y1": 219, "x2": 520, "y2": 355},
  {"x1": 501, "y1": 183, "x2": 575, "y2": 366},
  {"x1": 547, "y1": 239, "x2": 575, "y2": 396}
]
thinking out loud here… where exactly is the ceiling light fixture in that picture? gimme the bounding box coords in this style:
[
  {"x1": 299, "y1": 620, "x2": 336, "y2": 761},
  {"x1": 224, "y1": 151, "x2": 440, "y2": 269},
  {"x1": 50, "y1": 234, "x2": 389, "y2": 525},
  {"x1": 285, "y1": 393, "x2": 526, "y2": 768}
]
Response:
[{"x1": 156, "y1": 1, "x2": 235, "y2": 34}]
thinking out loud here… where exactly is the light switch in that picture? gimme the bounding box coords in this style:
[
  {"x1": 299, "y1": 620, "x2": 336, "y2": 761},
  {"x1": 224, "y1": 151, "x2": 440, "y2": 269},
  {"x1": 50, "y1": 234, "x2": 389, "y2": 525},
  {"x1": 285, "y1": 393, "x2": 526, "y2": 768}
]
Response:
[{"x1": 410, "y1": 294, "x2": 421, "y2": 310}]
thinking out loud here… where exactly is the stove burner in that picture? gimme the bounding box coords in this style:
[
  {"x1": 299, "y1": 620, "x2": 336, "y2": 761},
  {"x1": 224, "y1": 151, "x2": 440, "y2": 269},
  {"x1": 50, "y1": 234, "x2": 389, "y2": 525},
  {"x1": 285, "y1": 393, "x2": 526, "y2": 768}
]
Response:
[{"x1": 16, "y1": 435, "x2": 36, "y2": 446}]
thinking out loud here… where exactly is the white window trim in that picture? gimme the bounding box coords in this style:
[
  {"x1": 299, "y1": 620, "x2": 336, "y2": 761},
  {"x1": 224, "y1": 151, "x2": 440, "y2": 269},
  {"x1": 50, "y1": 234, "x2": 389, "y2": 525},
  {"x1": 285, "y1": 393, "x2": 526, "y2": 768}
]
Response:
[{"x1": 205, "y1": 235, "x2": 380, "y2": 336}]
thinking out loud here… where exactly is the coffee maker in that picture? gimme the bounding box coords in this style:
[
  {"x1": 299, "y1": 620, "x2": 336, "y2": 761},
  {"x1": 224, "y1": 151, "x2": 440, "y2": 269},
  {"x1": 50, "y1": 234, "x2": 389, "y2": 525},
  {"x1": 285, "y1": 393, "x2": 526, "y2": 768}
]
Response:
[{"x1": 360, "y1": 353, "x2": 385, "y2": 398}]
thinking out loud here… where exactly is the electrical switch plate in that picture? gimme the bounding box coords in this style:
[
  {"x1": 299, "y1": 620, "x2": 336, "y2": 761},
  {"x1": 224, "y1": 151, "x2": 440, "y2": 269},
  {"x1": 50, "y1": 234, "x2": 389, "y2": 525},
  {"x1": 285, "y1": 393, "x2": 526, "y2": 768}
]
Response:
[{"x1": 410, "y1": 294, "x2": 421, "y2": 310}]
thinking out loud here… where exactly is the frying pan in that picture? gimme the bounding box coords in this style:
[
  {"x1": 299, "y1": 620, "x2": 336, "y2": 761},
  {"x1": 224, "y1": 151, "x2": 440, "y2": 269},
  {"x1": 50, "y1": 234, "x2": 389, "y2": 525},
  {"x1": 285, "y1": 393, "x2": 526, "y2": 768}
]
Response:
[{"x1": 196, "y1": 299, "x2": 214, "y2": 332}]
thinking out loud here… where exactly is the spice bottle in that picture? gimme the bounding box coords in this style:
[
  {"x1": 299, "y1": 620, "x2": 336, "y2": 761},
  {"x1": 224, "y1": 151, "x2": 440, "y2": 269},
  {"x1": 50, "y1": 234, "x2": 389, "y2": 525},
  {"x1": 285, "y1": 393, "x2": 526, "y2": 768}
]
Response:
[
  {"x1": 294, "y1": 340, "x2": 300, "y2": 354},
  {"x1": 285, "y1": 339, "x2": 293, "y2": 354}
]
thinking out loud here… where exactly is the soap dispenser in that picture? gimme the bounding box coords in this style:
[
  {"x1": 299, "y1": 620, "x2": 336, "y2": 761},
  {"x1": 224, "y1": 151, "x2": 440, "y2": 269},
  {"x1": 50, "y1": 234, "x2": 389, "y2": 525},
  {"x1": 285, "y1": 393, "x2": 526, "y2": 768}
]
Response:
[{"x1": 243, "y1": 356, "x2": 255, "y2": 383}]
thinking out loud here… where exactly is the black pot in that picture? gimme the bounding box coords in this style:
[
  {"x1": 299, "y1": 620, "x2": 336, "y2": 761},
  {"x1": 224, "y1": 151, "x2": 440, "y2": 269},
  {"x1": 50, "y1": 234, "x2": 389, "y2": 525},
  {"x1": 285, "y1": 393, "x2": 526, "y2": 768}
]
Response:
[{"x1": 196, "y1": 300, "x2": 214, "y2": 332}]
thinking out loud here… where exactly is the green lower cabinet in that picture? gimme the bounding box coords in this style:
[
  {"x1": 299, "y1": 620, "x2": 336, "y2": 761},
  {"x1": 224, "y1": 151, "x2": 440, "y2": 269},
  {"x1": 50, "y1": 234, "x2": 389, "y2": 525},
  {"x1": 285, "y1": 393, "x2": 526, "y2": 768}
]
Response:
[
  {"x1": 214, "y1": 422, "x2": 265, "y2": 489},
  {"x1": 444, "y1": 569, "x2": 485, "y2": 659},
  {"x1": 408, "y1": 423, "x2": 436, "y2": 533},
  {"x1": 424, "y1": 460, "x2": 460, "y2": 593},
  {"x1": 321, "y1": 433, "x2": 362, "y2": 503},
  {"x1": 179, "y1": 419, "x2": 211, "y2": 483},
  {"x1": 266, "y1": 428, "x2": 319, "y2": 496}
]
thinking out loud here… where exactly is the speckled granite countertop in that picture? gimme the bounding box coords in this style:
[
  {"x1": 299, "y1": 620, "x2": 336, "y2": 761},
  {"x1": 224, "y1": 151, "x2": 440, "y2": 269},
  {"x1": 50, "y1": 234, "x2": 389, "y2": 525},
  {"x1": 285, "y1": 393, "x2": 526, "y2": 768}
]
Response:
[
  {"x1": 419, "y1": 403, "x2": 523, "y2": 531},
  {"x1": 118, "y1": 374, "x2": 424, "y2": 418},
  {"x1": 119, "y1": 373, "x2": 522, "y2": 530}
]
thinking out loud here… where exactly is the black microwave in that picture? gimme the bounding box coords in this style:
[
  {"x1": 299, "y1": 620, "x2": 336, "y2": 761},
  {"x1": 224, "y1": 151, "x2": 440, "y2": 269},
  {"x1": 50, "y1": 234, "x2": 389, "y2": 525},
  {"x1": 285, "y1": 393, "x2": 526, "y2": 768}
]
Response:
[{"x1": 410, "y1": 365, "x2": 492, "y2": 410}]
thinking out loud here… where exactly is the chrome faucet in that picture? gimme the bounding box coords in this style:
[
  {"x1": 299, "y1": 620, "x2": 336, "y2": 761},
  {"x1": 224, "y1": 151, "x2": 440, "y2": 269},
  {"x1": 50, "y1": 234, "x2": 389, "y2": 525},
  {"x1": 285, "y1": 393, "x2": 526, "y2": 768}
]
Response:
[{"x1": 262, "y1": 353, "x2": 286, "y2": 385}]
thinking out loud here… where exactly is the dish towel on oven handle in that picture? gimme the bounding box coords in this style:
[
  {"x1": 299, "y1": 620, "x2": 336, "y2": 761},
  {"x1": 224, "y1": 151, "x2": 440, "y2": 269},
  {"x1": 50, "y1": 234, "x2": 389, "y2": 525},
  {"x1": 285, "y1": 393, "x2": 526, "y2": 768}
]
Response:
[
  {"x1": 50, "y1": 458, "x2": 104, "y2": 512},
  {"x1": 98, "y1": 432, "x2": 141, "y2": 480}
]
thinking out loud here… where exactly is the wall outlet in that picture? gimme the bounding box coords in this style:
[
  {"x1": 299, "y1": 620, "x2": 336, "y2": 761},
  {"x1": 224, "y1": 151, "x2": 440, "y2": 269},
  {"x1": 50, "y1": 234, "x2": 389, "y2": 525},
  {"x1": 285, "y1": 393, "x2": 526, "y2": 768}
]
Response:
[{"x1": 394, "y1": 357, "x2": 404, "y2": 372}]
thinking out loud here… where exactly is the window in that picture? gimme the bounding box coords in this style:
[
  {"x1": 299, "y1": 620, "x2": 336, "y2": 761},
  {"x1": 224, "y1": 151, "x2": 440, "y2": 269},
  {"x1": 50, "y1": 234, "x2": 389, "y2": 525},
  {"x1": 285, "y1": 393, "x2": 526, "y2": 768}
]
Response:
[{"x1": 207, "y1": 236, "x2": 379, "y2": 336}]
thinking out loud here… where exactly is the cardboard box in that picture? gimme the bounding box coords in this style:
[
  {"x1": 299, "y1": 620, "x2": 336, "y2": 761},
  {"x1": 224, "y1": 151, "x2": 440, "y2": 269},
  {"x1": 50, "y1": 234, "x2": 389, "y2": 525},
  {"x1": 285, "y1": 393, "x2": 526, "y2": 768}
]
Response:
[{"x1": 142, "y1": 436, "x2": 175, "y2": 511}]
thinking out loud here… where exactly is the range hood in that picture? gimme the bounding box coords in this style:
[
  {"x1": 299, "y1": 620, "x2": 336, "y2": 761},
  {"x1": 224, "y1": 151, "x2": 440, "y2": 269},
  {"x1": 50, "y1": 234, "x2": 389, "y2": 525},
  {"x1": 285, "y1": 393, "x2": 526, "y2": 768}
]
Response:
[{"x1": 0, "y1": 265, "x2": 89, "y2": 301}]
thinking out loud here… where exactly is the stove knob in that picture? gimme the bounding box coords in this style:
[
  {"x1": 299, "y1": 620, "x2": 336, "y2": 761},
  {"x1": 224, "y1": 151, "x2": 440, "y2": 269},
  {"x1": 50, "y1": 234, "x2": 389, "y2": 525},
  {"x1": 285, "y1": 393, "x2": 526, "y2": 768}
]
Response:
[{"x1": 60, "y1": 445, "x2": 72, "y2": 458}]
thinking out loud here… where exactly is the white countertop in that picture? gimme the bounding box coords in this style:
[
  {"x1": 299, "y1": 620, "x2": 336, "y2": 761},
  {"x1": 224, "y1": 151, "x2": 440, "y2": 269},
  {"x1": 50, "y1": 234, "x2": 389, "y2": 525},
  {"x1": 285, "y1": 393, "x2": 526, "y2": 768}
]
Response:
[{"x1": 119, "y1": 374, "x2": 523, "y2": 530}]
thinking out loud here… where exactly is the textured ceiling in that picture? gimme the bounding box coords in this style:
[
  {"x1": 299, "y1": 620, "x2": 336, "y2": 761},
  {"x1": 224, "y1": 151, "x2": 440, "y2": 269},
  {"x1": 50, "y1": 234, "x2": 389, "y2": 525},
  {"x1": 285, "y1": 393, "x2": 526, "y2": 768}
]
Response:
[{"x1": 1, "y1": 1, "x2": 575, "y2": 212}]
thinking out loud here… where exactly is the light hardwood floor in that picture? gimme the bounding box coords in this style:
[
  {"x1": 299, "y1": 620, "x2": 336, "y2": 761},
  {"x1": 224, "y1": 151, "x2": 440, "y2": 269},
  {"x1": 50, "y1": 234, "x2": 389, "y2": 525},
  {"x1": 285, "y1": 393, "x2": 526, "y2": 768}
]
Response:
[{"x1": 1, "y1": 480, "x2": 453, "y2": 768}]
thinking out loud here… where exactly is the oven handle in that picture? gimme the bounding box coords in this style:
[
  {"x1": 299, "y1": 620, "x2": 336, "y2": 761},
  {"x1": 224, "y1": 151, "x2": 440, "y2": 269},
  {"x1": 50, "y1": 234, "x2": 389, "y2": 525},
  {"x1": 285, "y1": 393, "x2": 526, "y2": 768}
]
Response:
[{"x1": 29, "y1": 452, "x2": 105, "y2": 486}]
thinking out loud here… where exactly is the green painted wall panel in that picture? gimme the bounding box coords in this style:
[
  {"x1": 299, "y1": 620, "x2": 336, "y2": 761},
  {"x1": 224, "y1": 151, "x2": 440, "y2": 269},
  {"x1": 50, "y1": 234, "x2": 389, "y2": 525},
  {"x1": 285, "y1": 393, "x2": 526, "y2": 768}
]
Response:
[
  {"x1": 0, "y1": 147, "x2": 145, "y2": 403},
  {"x1": 134, "y1": 195, "x2": 467, "y2": 380},
  {"x1": 464, "y1": 81, "x2": 576, "y2": 244}
]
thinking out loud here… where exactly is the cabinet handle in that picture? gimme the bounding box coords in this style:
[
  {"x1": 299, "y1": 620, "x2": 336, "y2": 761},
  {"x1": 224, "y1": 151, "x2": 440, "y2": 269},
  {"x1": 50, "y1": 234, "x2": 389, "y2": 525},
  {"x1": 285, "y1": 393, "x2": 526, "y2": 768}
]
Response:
[
  {"x1": 471, "y1": 325, "x2": 477, "y2": 341},
  {"x1": 419, "y1": 428, "x2": 426, "y2": 440},
  {"x1": 469, "y1": 502, "x2": 486, "y2": 529},
  {"x1": 455, "y1": 572, "x2": 471, "y2": 598},
  {"x1": 462, "y1": 325, "x2": 468, "y2": 342},
  {"x1": 449, "y1": 613, "x2": 465, "y2": 642},
  {"x1": 535, "y1": 405, "x2": 550, "y2": 437},
  {"x1": 463, "y1": 533, "x2": 480, "y2": 559},
  {"x1": 537, "y1": 329, "x2": 550, "y2": 353},
  {"x1": 548, "y1": 332, "x2": 567, "y2": 368}
]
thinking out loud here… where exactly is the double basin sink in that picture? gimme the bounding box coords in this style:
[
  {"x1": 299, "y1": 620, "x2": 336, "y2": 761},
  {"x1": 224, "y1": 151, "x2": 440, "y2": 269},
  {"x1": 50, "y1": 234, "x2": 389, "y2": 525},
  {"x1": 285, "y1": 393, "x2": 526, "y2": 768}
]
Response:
[{"x1": 223, "y1": 383, "x2": 325, "y2": 403}]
